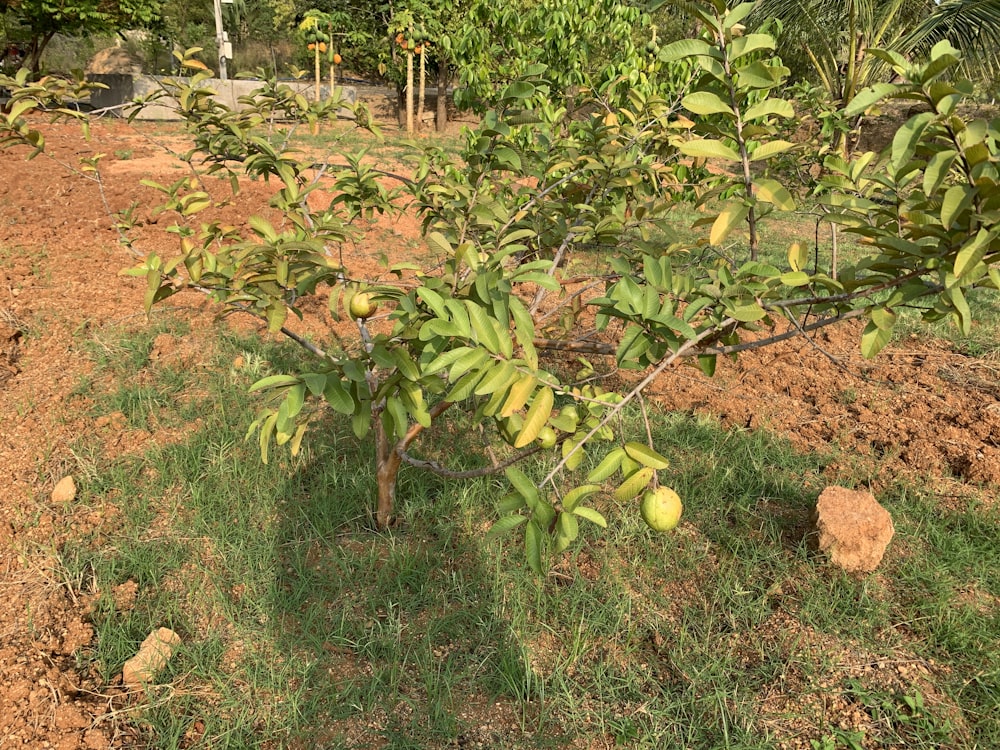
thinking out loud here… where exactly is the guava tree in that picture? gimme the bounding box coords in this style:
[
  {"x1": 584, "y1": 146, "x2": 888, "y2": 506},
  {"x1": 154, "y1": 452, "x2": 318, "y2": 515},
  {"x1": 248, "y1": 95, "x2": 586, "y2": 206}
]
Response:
[{"x1": 3, "y1": 1, "x2": 999, "y2": 573}]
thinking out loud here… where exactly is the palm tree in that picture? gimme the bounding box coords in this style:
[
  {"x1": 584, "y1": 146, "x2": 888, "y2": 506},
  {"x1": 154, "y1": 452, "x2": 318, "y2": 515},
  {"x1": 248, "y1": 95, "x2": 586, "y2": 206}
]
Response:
[
  {"x1": 902, "y1": 0, "x2": 1000, "y2": 81},
  {"x1": 751, "y1": 0, "x2": 933, "y2": 108}
]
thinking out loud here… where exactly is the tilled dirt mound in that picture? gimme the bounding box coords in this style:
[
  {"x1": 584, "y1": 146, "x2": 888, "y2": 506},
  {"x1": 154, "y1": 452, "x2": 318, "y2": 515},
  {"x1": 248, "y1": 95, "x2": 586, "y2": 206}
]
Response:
[{"x1": 1, "y1": 118, "x2": 998, "y2": 747}]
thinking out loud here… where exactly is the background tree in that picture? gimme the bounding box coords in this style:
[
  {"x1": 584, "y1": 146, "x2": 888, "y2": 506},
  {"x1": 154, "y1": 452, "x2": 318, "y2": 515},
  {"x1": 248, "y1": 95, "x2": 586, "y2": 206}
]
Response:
[
  {"x1": 1, "y1": 0, "x2": 162, "y2": 72},
  {"x1": 902, "y1": 0, "x2": 1000, "y2": 86}
]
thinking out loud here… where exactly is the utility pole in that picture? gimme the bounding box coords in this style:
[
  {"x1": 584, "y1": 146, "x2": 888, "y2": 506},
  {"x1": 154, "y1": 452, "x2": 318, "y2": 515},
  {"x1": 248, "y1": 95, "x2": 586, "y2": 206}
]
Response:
[{"x1": 212, "y1": 0, "x2": 231, "y2": 80}]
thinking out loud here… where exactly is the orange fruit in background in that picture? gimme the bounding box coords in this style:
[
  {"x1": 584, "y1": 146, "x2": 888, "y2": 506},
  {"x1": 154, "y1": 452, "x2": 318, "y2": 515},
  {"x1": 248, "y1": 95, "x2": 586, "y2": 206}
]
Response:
[
  {"x1": 333, "y1": 53, "x2": 342, "y2": 64},
  {"x1": 318, "y1": 42, "x2": 326, "y2": 52},
  {"x1": 307, "y1": 43, "x2": 315, "y2": 50}
]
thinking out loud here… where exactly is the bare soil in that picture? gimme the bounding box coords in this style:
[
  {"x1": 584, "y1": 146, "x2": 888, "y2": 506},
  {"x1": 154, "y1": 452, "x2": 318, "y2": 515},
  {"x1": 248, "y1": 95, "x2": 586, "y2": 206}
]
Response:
[{"x1": 1, "y1": 118, "x2": 998, "y2": 748}]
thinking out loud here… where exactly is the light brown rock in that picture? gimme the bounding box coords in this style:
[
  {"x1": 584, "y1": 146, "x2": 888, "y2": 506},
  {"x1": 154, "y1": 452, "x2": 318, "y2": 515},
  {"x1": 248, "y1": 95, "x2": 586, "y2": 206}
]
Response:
[
  {"x1": 814, "y1": 486, "x2": 895, "y2": 573},
  {"x1": 86, "y1": 48, "x2": 143, "y2": 76},
  {"x1": 122, "y1": 628, "x2": 181, "y2": 687},
  {"x1": 51, "y1": 476, "x2": 77, "y2": 504}
]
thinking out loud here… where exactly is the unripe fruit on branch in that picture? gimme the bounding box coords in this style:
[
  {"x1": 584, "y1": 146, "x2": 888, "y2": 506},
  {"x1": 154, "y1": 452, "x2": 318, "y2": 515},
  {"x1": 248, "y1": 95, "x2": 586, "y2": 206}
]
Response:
[
  {"x1": 349, "y1": 292, "x2": 378, "y2": 320},
  {"x1": 640, "y1": 487, "x2": 683, "y2": 531}
]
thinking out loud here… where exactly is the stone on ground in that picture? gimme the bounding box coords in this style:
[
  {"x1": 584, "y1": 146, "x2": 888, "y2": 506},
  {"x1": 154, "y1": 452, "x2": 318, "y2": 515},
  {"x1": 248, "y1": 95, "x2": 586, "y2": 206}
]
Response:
[
  {"x1": 50, "y1": 476, "x2": 76, "y2": 504},
  {"x1": 814, "y1": 486, "x2": 894, "y2": 573},
  {"x1": 122, "y1": 628, "x2": 181, "y2": 687}
]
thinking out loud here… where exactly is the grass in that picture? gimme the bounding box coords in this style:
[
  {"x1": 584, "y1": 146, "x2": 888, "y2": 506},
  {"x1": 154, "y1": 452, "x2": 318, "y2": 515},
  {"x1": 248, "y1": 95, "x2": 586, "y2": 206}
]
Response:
[{"x1": 53, "y1": 312, "x2": 1000, "y2": 749}]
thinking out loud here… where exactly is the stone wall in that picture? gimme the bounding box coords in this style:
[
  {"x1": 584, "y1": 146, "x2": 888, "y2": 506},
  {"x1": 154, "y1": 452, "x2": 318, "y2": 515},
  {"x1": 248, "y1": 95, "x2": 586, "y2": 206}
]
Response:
[{"x1": 86, "y1": 74, "x2": 356, "y2": 120}]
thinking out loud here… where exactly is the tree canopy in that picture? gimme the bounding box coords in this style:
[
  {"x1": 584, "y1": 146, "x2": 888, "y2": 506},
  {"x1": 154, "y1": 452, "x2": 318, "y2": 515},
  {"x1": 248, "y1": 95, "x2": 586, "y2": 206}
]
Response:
[{"x1": 3, "y1": 0, "x2": 162, "y2": 71}]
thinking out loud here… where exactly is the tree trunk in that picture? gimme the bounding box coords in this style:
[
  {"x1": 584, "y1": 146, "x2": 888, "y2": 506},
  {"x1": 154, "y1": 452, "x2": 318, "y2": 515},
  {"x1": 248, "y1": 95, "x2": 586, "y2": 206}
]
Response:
[
  {"x1": 405, "y1": 50, "x2": 414, "y2": 134},
  {"x1": 375, "y1": 418, "x2": 401, "y2": 529},
  {"x1": 417, "y1": 49, "x2": 426, "y2": 131},
  {"x1": 436, "y1": 64, "x2": 449, "y2": 132},
  {"x1": 26, "y1": 32, "x2": 55, "y2": 75}
]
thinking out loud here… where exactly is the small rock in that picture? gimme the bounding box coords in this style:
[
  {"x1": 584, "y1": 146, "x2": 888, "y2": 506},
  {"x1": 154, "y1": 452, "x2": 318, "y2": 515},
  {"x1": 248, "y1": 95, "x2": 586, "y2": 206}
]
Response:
[
  {"x1": 51, "y1": 476, "x2": 77, "y2": 503},
  {"x1": 122, "y1": 628, "x2": 181, "y2": 687},
  {"x1": 814, "y1": 486, "x2": 894, "y2": 573}
]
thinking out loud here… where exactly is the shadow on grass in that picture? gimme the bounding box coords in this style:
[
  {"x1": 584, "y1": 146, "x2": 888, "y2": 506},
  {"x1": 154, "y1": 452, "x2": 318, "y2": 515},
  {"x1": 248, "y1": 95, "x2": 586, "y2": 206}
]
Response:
[{"x1": 66, "y1": 322, "x2": 1000, "y2": 749}]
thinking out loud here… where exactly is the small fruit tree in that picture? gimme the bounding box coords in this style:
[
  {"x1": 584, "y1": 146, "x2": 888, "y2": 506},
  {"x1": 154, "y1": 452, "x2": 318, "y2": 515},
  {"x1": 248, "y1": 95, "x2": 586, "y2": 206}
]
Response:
[
  {"x1": 3, "y1": 1, "x2": 999, "y2": 573},
  {"x1": 300, "y1": 10, "x2": 333, "y2": 102}
]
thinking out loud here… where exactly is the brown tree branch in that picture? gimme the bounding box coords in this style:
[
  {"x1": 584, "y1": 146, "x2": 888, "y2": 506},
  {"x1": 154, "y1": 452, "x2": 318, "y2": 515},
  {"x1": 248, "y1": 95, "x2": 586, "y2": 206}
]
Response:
[{"x1": 397, "y1": 443, "x2": 544, "y2": 479}]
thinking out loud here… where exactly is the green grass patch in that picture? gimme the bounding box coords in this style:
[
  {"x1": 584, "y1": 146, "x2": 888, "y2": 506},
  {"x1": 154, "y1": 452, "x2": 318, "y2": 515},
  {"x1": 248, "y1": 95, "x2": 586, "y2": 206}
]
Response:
[{"x1": 58, "y1": 317, "x2": 1000, "y2": 749}]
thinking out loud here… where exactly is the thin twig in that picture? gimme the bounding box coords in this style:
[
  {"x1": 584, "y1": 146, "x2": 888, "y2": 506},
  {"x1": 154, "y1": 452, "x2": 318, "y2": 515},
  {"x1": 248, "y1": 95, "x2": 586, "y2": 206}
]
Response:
[{"x1": 397, "y1": 444, "x2": 543, "y2": 479}]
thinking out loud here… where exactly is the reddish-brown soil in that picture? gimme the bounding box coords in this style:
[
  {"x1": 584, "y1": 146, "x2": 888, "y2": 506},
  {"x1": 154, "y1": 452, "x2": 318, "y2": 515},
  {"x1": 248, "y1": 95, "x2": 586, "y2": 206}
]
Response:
[{"x1": 1, "y1": 118, "x2": 998, "y2": 748}]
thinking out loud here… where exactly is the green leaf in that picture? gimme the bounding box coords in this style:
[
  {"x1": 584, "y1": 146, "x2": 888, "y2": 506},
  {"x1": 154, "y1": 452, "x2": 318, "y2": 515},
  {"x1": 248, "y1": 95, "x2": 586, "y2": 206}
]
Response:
[
  {"x1": 572, "y1": 506, "x2": 607, "y2": 528},
  {"x1": 417, "y1": 286, "x2": 448, "y2": 318},
  {"x1": 742, "y1": 98, "x2": 794, "y2": 121},
  {"x1": 682, "y1": 91, "x2": 734, "y2": 117},
  {"x1": 562, "y1": 438, "x2": 586, "y2": 471},
  {"x1": 844, "y1": 83, "x2": 898, "y2": 118},
  {"x1": 729, "y1": 302, "x2": 767, "y2": 322},
  {"x1": 623, "y1": 442, "x2": 669, "y2": 470},
  {"x1": 562, "y1": 484, "x2": 602, "y2": 512},
  {"x1": 474, "y1": 361, "x2": 518, "y2": 396},
  {"x1": 698, "y1": 354, "x2": 717, "y2": 376},
  {"x1": 891, "y1": 112, "x2": 935, "y2": 173},
  {"x1": 248, "y1": 215, "x2": 278, "y2": 242},
  {"x1": 614, "y1": 466, "x2": 654, "y2": 502},
  {"x1": 524, "y1": 520, "x2": 544, "y2": 575},
  {"x1": 658, "y1": 38, "x2": 713, "y2": 62},
  {"x1": 729, "y1": 33, "x2": 776, "y2": 60},
  {"x1": 679, "y1": 139, "x2": 741, "y2": 162},
  {"x1": 323, "y1": 378, "x2": 356, "y2": 414},
  {"x1": 860, "y1": 318, "x2": 892, "y2": 359},
  {"x1": 710, "y1": 202, "x2": 749, "y2": 245},
  {"x1": 788, "y1": 242, "x2": 808, "y2": 273},
  {"x1": 923, "y1": 149, "x2": 957, "y2": 196},
  {"x1": 505, "y1": 467, "x2": 540, "y2": 507},
  {"x1": 249, "y1": 374, "x2": 300, "y2": 392},
  {"x1": 941, "y1": 185, "x2": 973, "y2": 230},
  {"x1": 465, "y1": 301, "x2": 502, "y2": 353},
  {"x1": 501, "y1": 81, "x2": 536, "y2": 101},
  {"x1": 946, "y1": 284, "x2": 973, "y2": 334},
  {"x1": 554, "y1": 512, "x2": 579, "y2": 553},
  {"x1": 587, "y1": 447, "x2": 626, "y2": 483},
  {"x1": 301, "y1": 373, "x2": 327, "y2": 397},
  {"x1": 724, "y1": 3, "x2": 757, "y2": 31},
  {"x1": 749, "y1": 140, "x2": 794, "y2": 162},
  {"x1": 485, "y1": 514, "x2": 528, "y2": 542},
  {"x1": 954, "y1": 228, "x2": 994, "y2": 280}
]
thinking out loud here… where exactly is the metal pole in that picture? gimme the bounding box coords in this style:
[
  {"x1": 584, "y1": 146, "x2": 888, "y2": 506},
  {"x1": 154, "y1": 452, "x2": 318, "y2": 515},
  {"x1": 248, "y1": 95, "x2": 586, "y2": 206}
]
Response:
[{"x1": 213, "y1": 0, "x2": 228, "y2": 80}]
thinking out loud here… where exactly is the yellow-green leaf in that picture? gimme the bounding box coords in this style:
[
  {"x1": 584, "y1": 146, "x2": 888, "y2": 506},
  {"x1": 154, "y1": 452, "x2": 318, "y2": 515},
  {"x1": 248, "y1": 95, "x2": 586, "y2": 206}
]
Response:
[
  {"x1": 500, "y1": 374, "x2": 536, "y2": 418},
  {"x1": 514, "y1": 386, "x2": 554, "y2": 448},
  {"x1": 787, "y1": 241, "x2": 808, "y2": 272},
  {"x1": 710, "y1": 202, "x2": 750, "y2": 245},
  {"x1": 613, "y1": 467, "x2": 654, "y2": 502},
  {"x1": 679, "y1": 139, "x2": 741, "y2": 162},
  {"x1": 562, "y1": 484, "x2": 602, "y2": 512},
  {"x1": 623, "y1": 442, "x2": 670, "y2": 470},
  {"x1": 755, "y1": 178, "x2": 795, "y2": 210}
]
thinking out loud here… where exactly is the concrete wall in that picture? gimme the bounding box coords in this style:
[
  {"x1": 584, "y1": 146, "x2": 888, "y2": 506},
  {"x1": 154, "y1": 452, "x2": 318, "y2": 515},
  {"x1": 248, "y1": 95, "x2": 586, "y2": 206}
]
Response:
[{"x1": 86, "y1": 74, "x2": 356, "y2": 120}]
